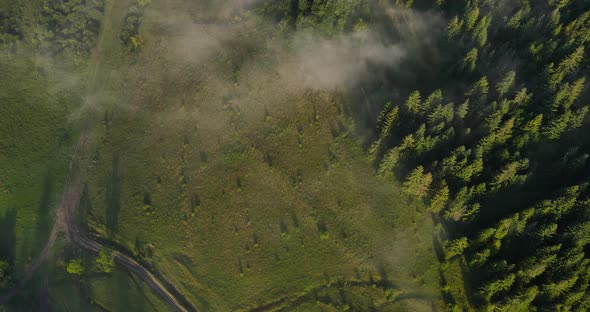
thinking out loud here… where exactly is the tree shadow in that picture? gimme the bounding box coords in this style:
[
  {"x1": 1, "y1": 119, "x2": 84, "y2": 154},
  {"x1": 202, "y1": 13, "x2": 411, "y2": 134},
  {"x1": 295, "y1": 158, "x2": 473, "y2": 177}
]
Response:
[
  {"x1": 78, "y1": 183, "x2": 93, "y2": 234},
  {"x1": 0, "y1": 208, "x2": 17, "y2": 263},
  {"x1": 106, "y1": 154, "x2": 122, "y2": 238},
  {"x1": 33, "y1": 167, "x2": 54, "y2": 254}
]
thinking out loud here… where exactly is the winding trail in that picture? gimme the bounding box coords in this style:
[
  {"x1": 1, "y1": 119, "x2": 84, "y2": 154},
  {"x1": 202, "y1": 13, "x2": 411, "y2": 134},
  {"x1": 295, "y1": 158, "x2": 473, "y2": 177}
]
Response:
[
  {"x1": 0, "y1": 1, "x2": 197, "y2": 307},
  {"x1": 0, "y1": 132, "x2": 196, "y2": 312},
  {"x1": 0, "y1": 134, "x2": 87, "y2": 306}
]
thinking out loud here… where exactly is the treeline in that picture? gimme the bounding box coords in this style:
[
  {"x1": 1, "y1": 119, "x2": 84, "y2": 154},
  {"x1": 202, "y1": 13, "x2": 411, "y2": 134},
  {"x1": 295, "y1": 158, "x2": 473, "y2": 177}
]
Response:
[
  {"x1": 0, "y1": 0, "x2": 154, "y2": 64},
  {"x1": 259, "y1": 0, "x2": 590, "y2": 310},
  {"x1": 258, "y1": 0, "x2": 371, "y2": 35},
  {"x1": 0, "y1": 0, "x2": 104, "y2": 66},
  {"x1": 120, "y1": 0, "x2": 150, "y2": 52},
  {"x1": 35, "y1": 0, "x2": 104, "y2": 65},
  {"x1": 365, "y1": 0, "x2": 590, "y2": 310},
  {"x1": 0, "y1": 6, "x2": 23, "y2": 50}
]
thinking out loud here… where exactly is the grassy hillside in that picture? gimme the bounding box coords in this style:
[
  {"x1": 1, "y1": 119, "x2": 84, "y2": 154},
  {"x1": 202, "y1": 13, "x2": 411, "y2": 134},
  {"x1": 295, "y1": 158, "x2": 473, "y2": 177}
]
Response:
[
  {"x1": 0, "y1": 56, "x2": 73, "y2": 274},
  {"x1": 0, "y1": 1, "x2": 181, "y2": 310},
  {"x1": 79, "y1": 0, "x2": 442, "y2": 310}
]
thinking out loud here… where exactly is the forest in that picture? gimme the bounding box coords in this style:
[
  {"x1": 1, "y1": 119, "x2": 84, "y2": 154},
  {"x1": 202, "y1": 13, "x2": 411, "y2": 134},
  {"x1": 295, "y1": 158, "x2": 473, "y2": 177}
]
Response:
[
  {"x1": 359, "y1": 0, "x2": 590, "y2": 310},
  {"x1": 1, "y1": 0, "x2": 590, "y2": 311}
]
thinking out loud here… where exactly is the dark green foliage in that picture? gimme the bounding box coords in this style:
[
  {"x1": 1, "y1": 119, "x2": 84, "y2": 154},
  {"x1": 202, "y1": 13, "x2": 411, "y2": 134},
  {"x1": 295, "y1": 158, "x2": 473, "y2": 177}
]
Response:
[
  {"x1": 0, "y1": 259, "x2": 12, "y2": 289},
  {"x1": 95, "y1": 249, "x2": 115, "y2": 273},
  {"x1": 259, "y1": 0, "x2": 370, "y2": 35},
  {"x1": 0, "y1": 6, "x2": 23, "y2": 47},
  {"x1": 120, "y1": 0, "x2": 150, "y2": 52},
  {"x1": 361, "y1": 0, "x2": 590, "y2": 310},
  {"x1": 36, "y1": 0, "x2": 105, "y2": 65}
]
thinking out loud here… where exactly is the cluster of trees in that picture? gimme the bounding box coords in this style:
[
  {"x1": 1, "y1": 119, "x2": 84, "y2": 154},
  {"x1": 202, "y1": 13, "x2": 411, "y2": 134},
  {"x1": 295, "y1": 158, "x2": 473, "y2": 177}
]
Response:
[
  {"x1": 363, "y1": 0, "x2": 590, "y2": 310},
  {"x1": 0, "y1": 6, "x2": 23, "y2": 50},
  {"x1": 34, "y1": 0, "x2": 104, "y2": 65},
  {"x1": 66, "y1": 248, "x2": 115, "y2": 276},
  {"x1": 120, "y1": 0, "x2": 150, "y2": 52},
  {"x1": 255, "y1": 0, "x2": 590, "y2": 309},
  {"x1": 259, "y1": 0, "x2": 370, "y2": 35}
]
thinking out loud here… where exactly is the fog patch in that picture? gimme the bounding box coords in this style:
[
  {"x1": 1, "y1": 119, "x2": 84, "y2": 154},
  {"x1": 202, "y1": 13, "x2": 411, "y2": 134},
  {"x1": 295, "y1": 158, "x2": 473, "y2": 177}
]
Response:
[{"x1": 280, "y1": 30, "x2": 407, "y2": 90}]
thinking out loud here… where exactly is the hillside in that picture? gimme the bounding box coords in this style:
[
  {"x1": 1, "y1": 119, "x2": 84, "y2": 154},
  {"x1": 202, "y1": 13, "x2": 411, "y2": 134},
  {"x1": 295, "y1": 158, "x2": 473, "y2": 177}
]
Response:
[{"x1": 1, "y1": 0, "x2": 590, "y2": 311}]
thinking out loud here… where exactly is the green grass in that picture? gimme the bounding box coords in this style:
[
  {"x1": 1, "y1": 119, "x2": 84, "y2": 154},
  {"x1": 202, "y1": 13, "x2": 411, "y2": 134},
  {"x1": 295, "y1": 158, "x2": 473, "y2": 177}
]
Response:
[
  {"x1": 0, "y1": 0, "x2": 158, "y2": 309},
  {"x1": 1, "y1": 0, "x2": 445, "y2": 309},
  {"x1": 44, "y1": 243, "x2": 170, "y2": 312},
  {"x1": 87, "y1": 98, "x2": 441, "y2": 309},
  {"x1": 80, "y1": 2, "x2": 443, "y2": 308},
  {"x1": 0, "y1": 55, "x2": 74, "y2": 274},
  {"x1": 440, "y1": 257, "x2": 474, "y2": 312}
]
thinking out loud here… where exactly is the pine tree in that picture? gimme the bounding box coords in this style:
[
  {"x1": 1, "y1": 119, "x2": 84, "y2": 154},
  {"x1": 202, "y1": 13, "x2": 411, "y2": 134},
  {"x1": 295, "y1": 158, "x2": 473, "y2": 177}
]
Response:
[
  {"x1": 403, "y1": 166, "x2": 432, "y2": 197},
  {"x1": 548, "y1": 46, "x2": 585, "y2": 89},
  {"x1": 444, "y1": 237, "x2": 469, "y2": 260},
  {"x1": 512, "y1": 88, "x2": 532, "y2": 107},
  {"x1": 456, "y1": 99, "x2": 469, "y2": 119},
  {"x1": 404, "y1": 91, "x2": 421, "y2": 114},
  {"x1": 423, "y1": 90, "x2": 443, "y2": 114},
  {"x1": 473, "y1": 15, "x2": 491, "y2": 47},
  {"x1": 478, "y1": 274, "x2": 516, "y2": 302},
  {"x1": 447, "y1": 16, "x2": 463, "y2": 40},
  {"x1": 380, "y1": 106, "x2": 399, "y2": 139},
  {"x1": 463, "y1": 48, "x2": 478, "y2": 72},
  {"x1": 496, "y1": 71, "x2": 516, "y2": 97},
  {"x1": 491, "y1": 159, "x2": 529, "y2": 190},
  {"x1": 564, "y1": 12, "x2": 590, "y2": 47},
  {"x1": 465, "y1": 6, "x2": 480, "y2": 31},
  {"x1": 378, "y1": 147, "x2": 400, "y2": 176},
  {"x1": 429, "y1": 181, "x2": 449, "y2": 213}
]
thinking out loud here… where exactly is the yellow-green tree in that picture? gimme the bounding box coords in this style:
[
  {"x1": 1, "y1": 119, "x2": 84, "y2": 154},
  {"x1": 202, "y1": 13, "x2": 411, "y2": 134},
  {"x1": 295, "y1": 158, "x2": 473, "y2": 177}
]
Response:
[
  {"x1": 95, "y1": 249, "x2": 115, "y2": 273},
  {"x1": 403, "y1": 166, "x2": 432, "y2": 197},
  {"x1": 66, "y1": 258, "x2": 84, "y2": 276}
]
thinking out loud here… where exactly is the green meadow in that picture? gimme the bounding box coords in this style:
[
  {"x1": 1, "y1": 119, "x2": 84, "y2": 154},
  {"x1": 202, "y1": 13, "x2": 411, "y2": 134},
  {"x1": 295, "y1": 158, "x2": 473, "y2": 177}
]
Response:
[{"x1": 1, "y1": 0, "x2": 444, "y2": 310}]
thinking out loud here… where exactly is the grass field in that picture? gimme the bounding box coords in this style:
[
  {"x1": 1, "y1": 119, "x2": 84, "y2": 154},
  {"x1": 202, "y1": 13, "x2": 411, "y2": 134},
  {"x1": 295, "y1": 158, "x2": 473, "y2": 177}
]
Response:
[
  {"x1": 0, "y1": 55, "x2": 73, "y2": 274},
  {"x1": 79, "y1": 0, "x2": 444, "y2": 310},
  {"x1": 1, "y1": 0, "x2": 444, "y2": 310},
  {"x1": 0, "y1": 0, "x2": 176, "y2": 310}
]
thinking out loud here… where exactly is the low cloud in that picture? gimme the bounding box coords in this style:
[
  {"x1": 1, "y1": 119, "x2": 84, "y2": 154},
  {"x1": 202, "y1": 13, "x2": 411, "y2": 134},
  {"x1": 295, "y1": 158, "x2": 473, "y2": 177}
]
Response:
[
  {"x1": 215, "y1": 0, "x2": 259, "y2": 19},
  {"x1": 280, "y1": 30, "x2": 407, "y2": 89}
]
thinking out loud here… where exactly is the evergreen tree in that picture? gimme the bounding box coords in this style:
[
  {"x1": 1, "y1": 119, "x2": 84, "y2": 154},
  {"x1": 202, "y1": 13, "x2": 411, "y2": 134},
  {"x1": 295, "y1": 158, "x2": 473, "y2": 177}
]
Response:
[{"x1": 403, "y1": 166, "x2": 432, "y2": 197}]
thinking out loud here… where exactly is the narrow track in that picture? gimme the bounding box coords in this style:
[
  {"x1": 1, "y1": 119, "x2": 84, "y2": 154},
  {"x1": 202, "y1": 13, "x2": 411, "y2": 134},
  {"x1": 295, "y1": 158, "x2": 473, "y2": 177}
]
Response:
[{"x1": 0, "y1": 132, "x2": 195, "y2": 312}]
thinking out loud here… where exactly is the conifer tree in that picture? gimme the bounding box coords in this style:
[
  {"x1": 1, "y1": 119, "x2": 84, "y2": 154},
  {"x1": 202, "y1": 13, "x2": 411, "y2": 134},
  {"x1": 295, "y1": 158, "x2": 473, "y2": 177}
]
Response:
[{"x1": 403, "y1": 166, "x2": 432, "y2": 197}]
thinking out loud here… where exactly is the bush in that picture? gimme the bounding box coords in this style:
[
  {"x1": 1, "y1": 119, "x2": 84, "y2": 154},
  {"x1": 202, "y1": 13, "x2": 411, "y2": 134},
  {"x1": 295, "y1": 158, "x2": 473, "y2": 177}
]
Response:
[
  {"x1": 66, "y1": 258, "x2": 85, "y2": 275},
  {"x1": 95, "y1": 249, "x2": 115, "y2": 273}
]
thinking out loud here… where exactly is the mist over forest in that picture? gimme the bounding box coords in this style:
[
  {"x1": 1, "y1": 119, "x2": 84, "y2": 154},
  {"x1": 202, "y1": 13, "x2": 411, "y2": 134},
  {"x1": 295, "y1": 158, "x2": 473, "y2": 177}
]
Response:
[{"x1": 1, "y1": 0, "x2": 590, "y2": 311}]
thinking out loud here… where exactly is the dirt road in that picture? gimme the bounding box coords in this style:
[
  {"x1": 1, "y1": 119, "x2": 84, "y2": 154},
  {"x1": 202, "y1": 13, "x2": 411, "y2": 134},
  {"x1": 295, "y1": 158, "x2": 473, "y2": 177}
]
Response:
[
  {"x1": 0, "y1": 132, "x2": 195, "y2": 312},
  {"x1": 0, "y1": 134, "x2": 87, "y2": 306}
]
